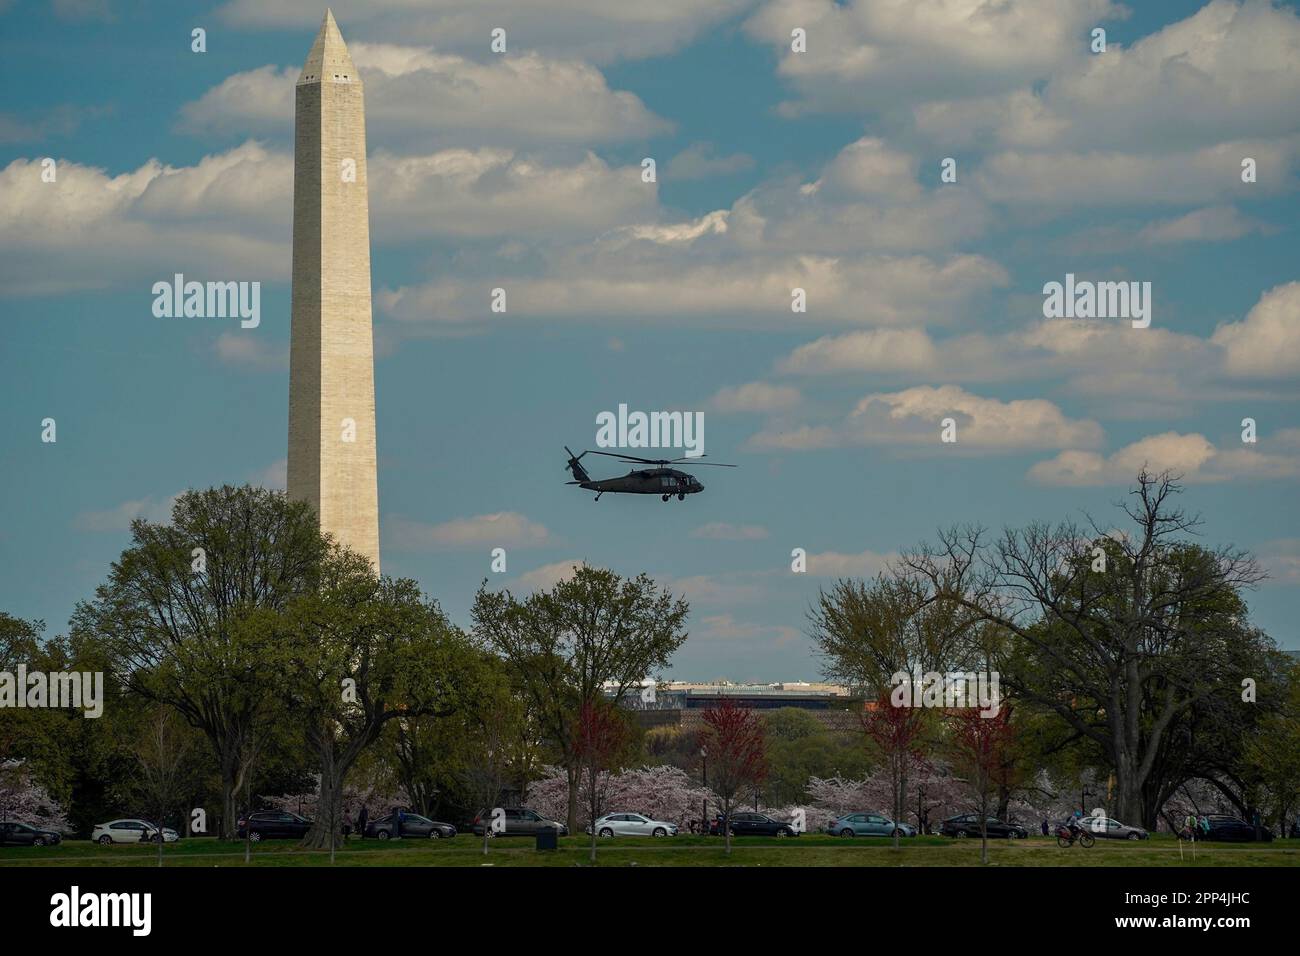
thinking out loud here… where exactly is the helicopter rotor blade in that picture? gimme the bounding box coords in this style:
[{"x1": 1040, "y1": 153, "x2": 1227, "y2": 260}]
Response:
[
  {"x1": 581, "y1": 449, "x2": 738, "y2": 467},
  {"x1": 583, "y1": 449, "x2": 665, "y2": 465}
]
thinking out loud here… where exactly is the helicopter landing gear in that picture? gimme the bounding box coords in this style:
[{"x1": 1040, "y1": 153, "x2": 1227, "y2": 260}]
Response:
[
  {"x1": 594, "y1": 492, "x2": 603, "y2": 501},
  {"x1": 677, "y1": 493, "x2": 685, "y2": 501},
  {"x1": 661, "y1": 494, "x2": 670, "y2": 502}
]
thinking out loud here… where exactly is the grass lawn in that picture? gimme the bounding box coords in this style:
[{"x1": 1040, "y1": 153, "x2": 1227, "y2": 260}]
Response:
[{"x1": 2, "y1": 833, "x2": 1296, "y2": 867}]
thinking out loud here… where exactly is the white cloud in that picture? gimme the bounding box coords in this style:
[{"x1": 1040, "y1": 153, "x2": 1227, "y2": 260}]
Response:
[
  {"x1": 802, "y1": 548, "x2": 894, "y2": 578},
  {"x1": 217, "y1": 0, "x2": 755, "y2": 63},
  {"x1": 369, "y1": 148, "x2": 657, "y2": 241},
  {"x1": 694, "y1": 613, "x2": 801, "y2": 646},
  {"x1": 72, "y1": 494, "x2": 178, "y2": 532},
  {"x1": 971, "y1": 140, "x2": 1296, "y2": 206},
  {"x1": 1028, "y1": 429, "x2": 1300, "y2": 486},
  {"x1": 919, "y1": 1, "x2": 1300, "y2": 152},
  {"x1": 1136, "y1": 205, "x2": 1268, "y2": 245},
  {"x1": 0, "y1": 142, "x2": 665, "y2": 297},
  {"x1": 745, "y1": 0, "x2": 1120, "y2": 115},
  {"x1": 1257, "y1": 539, "x2": 1300, "y2": 584},
  {"x1": 379, "y1": 250, "x2": 1006, "y2": 328},
  {"x1": 708, "y1": 382, "x2": 801, "y2": 413},
  {"x1": 215, "y1": 333, "x2": 288, "y2": 371},
  {"x1": 386, "y1": 512, "x2": 550, "y2": 550},
  {"x1": 0, "y1": 145, "x2": 289, "y2": 295},
  {"x1": 753, "y1": 385, "x2": 1103, "y2": 452},
  {"x1": 669, "y1": 575, "x2": 765, "y2": 606},
  {"x1": 183, "y1": 45, "x2": 671, "y2": 148},
  {"x1": 777, "y1": 328, "x2": 937, "y2": 374},
  {"x1": 252, "y1": 459, "x2": 287, "y2": 491},
  {"x1": 1211, "y1": 281, "x2": 1300, "y2": 377},
  {"x1": 515, "y1": 559, "x2": 586, "y2": 591}
]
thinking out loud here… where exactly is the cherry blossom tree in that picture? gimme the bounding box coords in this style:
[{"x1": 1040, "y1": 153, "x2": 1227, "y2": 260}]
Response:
[
  {"x1": 0, "y1": 760, "x2": 70, "y2": 833},
  {"x1": 525, "y1": 764, "x2": 712, "y2": 831},
  {"x1": 862, "y1": 689, "x2": 928, "y2": 848},
  {"x1": 698, "y1": 700, "x2": 767, "y2": 856},
  {"x1": 574, "y1": 699, "x2": 629, "y2": 861},
  {"x1": 947, "y1": 708, "x2": 1017, "y2": 864}
]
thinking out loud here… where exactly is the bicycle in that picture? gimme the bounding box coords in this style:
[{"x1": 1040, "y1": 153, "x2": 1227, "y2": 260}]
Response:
[{"x1": 1056, "y1": 824, "x2": 1095, "y2": 848}]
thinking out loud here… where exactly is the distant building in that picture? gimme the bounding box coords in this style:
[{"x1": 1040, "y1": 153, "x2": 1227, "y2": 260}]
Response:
[{"x1": 609, "y1": 680, "x2": 853, "y2": 712}]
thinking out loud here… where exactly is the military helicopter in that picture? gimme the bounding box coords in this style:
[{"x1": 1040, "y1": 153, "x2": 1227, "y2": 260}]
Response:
[{"x1": 565, "y1": 447, "x2": 737, "y2": 501}]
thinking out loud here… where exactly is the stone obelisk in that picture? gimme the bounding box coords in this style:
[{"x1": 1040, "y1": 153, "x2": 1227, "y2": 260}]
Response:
[{"x1": 287, "y1": 10, "x2": 380, "y2": 571}]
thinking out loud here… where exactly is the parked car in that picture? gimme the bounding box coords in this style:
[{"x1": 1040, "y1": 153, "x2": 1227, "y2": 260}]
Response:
[
  {"x1": 1079, "y1": 815, "x2": 1148, "y2": 840},
  {"x1": 471, "y1": 807, "x2": 568, "y2": 838},
  {"x1": 0, "y1": 821, "x2": 62, "y2": 846},
  {"x1": 366, "y1": 812, "x2": 456, "y2": 840},
  {"x1": 939, "y1": 814, "x2": 1028, "y2": 839},
  {"x1": 708, "y1": 812, "x2": 799, "y2": 837},
  {"x1": 237, "y1": 810, "x2": 313, "y2": 841},
  {"x1": 91, "y1": 819, "x2": 175, "y2": 844},
  {"x1": 588, "y1": 813, "x2": 678, "y2": 838},
  {"x1": 1202, "y1": 815, "x2": 1273, "y2": 842},
  {"x1": 825, "y1": 812, "x2": 917, "y2": 838}
]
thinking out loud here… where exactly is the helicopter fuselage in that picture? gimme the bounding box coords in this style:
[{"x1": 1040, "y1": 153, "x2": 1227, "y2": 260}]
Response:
[{"x1": 577, "y1": 467, "x2": 703, "y2": 499}]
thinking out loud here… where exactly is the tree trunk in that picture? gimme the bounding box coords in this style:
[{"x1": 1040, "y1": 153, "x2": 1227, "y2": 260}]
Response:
[
  {"x1": 893, "y1": 758, "x2": 907, "y2": 850},
  {"x1": 565, "y1": 763, "x2": 579, "y2": 834},
  {"x1": 303, "y1": 734, "x2": 350, "y2": 851},
  {"x1": 723, "y1": 799, "x2": 732, "y2": 856},
  {"x1": 220, "y1": 772, "x2": 239, "y2": 841},
  {"x1": 1115, "y1": 748, "x2": 1144, "y2": 828},
  {"x1": 588, "y1": 767, "x2": 598, "y2": 863}
]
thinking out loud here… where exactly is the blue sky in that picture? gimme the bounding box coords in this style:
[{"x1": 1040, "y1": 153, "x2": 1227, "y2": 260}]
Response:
[{"x1": 2, "y1": 0, "x2": 1297, "y2": 679}]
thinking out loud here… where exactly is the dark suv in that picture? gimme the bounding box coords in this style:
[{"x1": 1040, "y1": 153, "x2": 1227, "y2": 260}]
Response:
[
  {"x1": 0, "y1": 821, "x2": 62, "y2": 846},
  {"x1": 471, "y1": 807, "x2": 568, "y2": 837},
  {"x1": 237, "y1": 811, "x2": 313, "y2": 841},
  {"x1": 1203, "y1": 815, "x2": 1273, "y2": 842}
]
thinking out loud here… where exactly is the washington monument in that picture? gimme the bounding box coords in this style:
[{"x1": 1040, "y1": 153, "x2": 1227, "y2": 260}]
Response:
[{"x1": 287, "y1": 10, "x2": 380, "y2": 571}]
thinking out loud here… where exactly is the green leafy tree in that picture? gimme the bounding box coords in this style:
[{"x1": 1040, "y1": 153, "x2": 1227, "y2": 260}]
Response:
[
  {"x1": 274, "y1": 548, "x2": 485, "y2": 851},
  {"x1": 73, "y1": 486, "x2": 327, "y2": 838},
  {"x1": 472, "y1": 566, "x2": 689, "y2": 831}
]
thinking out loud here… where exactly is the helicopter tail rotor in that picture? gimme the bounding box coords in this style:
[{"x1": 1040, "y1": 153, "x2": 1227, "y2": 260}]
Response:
[{"x1": 564, "y1": 446, "x2": 591, "y2": 483}]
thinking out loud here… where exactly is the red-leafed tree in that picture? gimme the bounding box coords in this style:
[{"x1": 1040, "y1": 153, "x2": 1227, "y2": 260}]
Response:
[
  {"x1": 573, "y1": 699, "x2": 630, "y2": 862},
  {"x1": 697, "y1": 700, "x2": 767, "y2": 856},
  {"x1": 947, "y1": 707, "x2": 1017, "y2": 864},
  {"x1": 861, "y1": 689, "x2": 929, "y2": 849}
]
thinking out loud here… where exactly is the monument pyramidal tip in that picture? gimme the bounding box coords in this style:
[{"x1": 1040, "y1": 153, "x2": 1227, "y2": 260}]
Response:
[{"x1": 287, "y1": 9, "x2": 381, "y2": 572}]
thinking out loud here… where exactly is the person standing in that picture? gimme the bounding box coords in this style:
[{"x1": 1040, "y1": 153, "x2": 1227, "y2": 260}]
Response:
[
  {"x1": 393, "y1": 806, "x2": 403, "y2": 839},
  {"x1": 1041, "y1": 818, "x2": 1049, "y2": 836},
  {"x1": 357, "y1": 804, "x2": 369, "y2": 839}
]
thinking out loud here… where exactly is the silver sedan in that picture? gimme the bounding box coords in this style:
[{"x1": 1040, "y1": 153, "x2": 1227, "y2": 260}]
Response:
[
  {"x1": 1080, "y1": 815, "x2": 1148, "y2": 840},
  {"x1": 589, "y1": 813, "x2": 678, "y2": 838}
]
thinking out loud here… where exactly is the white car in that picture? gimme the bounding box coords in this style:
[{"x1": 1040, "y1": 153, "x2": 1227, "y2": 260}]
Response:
[
  {"x1": 589, "y1": 813, "x2": 678, "y2": 838},
  {"x1": 92, "y1": 819, "x2": 177, "y2": 844}
]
